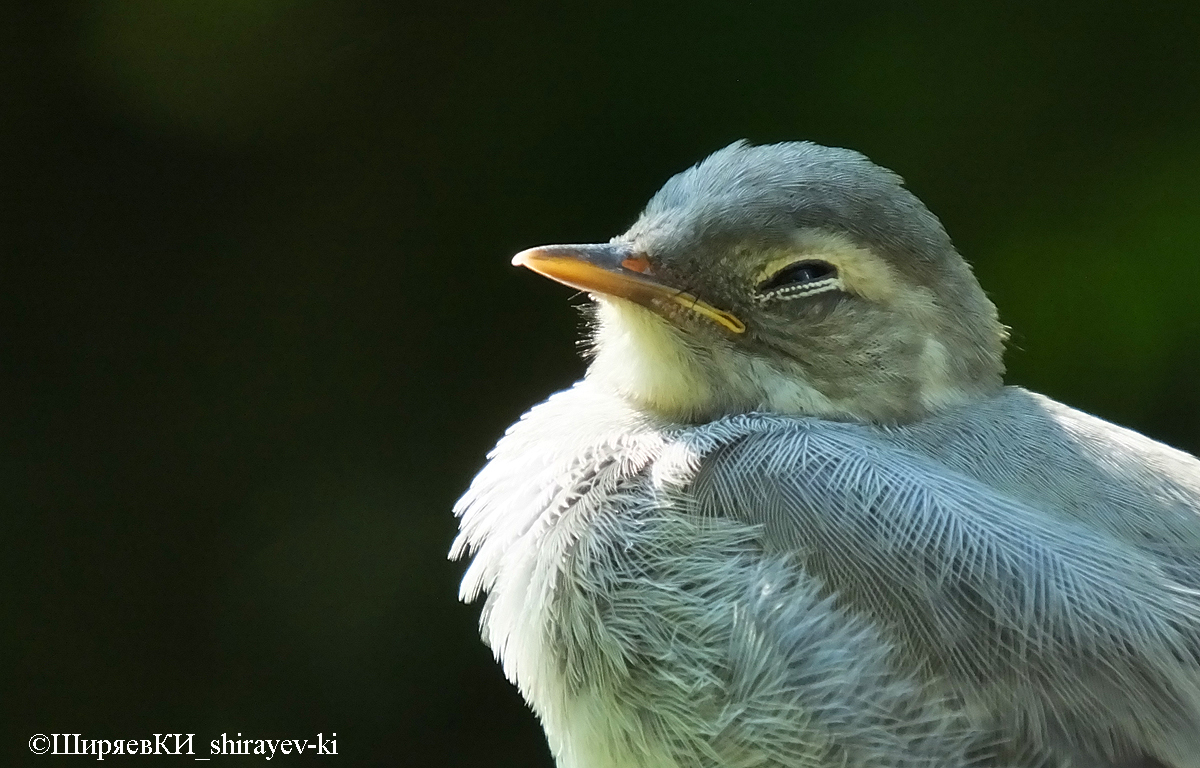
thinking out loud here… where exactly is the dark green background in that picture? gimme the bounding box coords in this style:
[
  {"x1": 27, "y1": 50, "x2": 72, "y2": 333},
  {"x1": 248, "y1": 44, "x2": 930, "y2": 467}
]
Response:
[{"x1": 8, "y1": 2, "x2": 1200, "y2": 765}]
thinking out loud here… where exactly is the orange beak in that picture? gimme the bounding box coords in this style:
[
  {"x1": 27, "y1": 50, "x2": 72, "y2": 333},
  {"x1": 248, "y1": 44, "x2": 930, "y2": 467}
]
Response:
[{"x1": 511, "y1": 243, "x2": 745, "y2": 334}]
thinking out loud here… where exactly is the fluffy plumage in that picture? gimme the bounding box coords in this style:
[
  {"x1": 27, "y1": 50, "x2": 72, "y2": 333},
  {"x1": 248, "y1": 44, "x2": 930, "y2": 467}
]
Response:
[{"x1": 452, "y1": 141, "x2": 1200, "y2": 768}]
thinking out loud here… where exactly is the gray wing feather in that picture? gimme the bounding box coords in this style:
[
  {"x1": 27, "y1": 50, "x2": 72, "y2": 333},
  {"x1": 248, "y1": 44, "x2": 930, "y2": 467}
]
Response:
[{"x1": 690, "y1": 423, "x2": 1200, "y2": 768}]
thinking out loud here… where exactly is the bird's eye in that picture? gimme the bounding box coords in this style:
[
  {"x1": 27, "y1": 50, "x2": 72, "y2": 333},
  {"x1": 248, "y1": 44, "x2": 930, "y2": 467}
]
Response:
[{"x1": 756, "y1": 260, "x2": 841, "y2": 300}]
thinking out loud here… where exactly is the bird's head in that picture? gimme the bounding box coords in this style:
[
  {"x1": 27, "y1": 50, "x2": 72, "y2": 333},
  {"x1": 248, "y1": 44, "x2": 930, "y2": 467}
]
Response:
[{"x1": 515, "y1": 141, "x2": 1007, "y2": 424}]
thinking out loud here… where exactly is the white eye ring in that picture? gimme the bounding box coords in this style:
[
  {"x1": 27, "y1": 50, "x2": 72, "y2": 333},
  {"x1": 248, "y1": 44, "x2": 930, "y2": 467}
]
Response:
[
  {"x1": 754, "y1": 259, "x2": 842, "y2": 302},
  {"x1": 755, "y1": 276, "x2": 844, "y2": 303}
]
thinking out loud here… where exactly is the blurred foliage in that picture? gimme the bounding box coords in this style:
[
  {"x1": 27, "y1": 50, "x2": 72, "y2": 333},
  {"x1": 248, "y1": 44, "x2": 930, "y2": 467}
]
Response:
[
  {"x1": 83, "y1": 0, "x2": 358, "y2": 145},
  {"x1": 6, "y1": 1, "x2": 1200, "y2": 765}
]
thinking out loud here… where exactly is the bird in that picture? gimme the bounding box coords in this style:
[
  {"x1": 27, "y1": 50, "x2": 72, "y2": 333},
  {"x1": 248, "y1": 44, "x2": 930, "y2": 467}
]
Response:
[{"x1": 450, "y1": 140, "x2": 1200, "y2": 768}]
